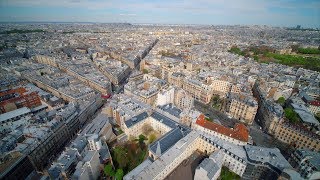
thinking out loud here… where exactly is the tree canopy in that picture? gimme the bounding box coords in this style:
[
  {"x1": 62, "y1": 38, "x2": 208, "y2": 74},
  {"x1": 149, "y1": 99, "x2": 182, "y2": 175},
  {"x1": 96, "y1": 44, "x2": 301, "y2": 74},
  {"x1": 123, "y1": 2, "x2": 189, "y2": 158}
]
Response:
[
  {"x1": 115, "y1": 169, "x2": 124, "y2": 180},
  {"x1": 284, "y1": 107, "x2": 299, "y2": 123},
  {"x1": 276, "y1": 97, "x2": 286, "y2": 106},
  {"x1": 104, "y1": 164, "x2": 115, "y2": 177}
]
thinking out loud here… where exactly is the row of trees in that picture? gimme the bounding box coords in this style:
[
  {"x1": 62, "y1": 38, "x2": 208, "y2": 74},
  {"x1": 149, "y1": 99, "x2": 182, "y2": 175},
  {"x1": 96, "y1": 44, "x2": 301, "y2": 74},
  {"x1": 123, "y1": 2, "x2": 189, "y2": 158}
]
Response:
[
  {"x1": 1, "y1": 29, "x2": 46, "y2": 34},
  {"x1": 291, "y1": 44, "x2": 320, "y2": 54}
]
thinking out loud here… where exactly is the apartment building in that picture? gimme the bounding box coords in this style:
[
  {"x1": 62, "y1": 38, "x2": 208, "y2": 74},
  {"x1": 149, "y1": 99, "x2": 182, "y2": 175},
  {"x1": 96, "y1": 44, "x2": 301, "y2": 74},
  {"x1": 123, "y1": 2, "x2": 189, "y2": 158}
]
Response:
[
  {"x1": 156, "y1": 86, "x2": 193, "y2": 110},
  {"x1": 105, "y1": 94, "x2": 151, "y2": 127},
  {"x1": 253, "y1": 81, "x2": 284, "y2": 134},
  {"x1": 0, "y1": 87, "x2": 42, "y2": 113},
  {"x1": 208, "y1": 79, "x2": 232, "y2": 97},
  {"x1": 193, "y1": 114, "x2": 249, "y2": 146},
  {"x1": 224, "y1": 93, "x2": 258, "y2": 125},
  {"x1": 124, "y1": 75, "x2": 166, "y2": 106},
  {"x1": 182, "y1": 78, "x2": 212, "y2": 104},
  {"x1": 168, "y1": 73, "x2": 213, "y2": 104},
  {"x1": 168, "y1": 72, "x2": 185, "y2": 88},
  {"x1": 93, "y1": 58, "x2": 130, "y2": 85},
  {"x1": 289, "y1": 149, "x2": 320, "y2": 179},
  {"x1": 0, "y1": 107, "x2": 32, "y2": 133},
  {"x1": 72, "y1": 150, "x2": 100, "y2": 180},
  {"x1": 174, "y1": 88, "x2": 194, "y2": 110},
  {"x1": 273, "y1": 121, "x2": 320, "y2": 151},
  {"x1": 194, "y1": 150, "x2": 224, "y2": 180}
]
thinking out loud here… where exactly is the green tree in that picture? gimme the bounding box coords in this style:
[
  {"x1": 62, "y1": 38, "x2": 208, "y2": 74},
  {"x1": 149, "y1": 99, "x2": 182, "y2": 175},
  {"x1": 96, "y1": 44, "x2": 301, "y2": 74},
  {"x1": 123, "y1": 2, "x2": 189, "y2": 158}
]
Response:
[
  {"x1": 290, "y1": 44, "x2": 300, "y2": 52},
  {"x1": 212, "y1": 95, "x2": 219, "y2": 103},
  {"x1": 115, "y1": 169, "x2": 124, "y2": 180},
  {"x1": 148, "y1": 134, "x2": 157, "y2": 144},
  {"x1": 276, "y1": 97, "x2": 286, "y2": 106},
  {"x1": 142, "y1": 69, "x2": 148, "y2": 74},
  {"x1": 104, "y1": 164, "x2": 115, "y2": 177},
  {"x1": 138, "y1": 134, "x2": 147, "y2": 144},
  {"x1": 114, "y1": 146, "x2": 129, "y2": 168},
  {"x1": 284, "y1": 108, "x2": 299, "y2": 123}
]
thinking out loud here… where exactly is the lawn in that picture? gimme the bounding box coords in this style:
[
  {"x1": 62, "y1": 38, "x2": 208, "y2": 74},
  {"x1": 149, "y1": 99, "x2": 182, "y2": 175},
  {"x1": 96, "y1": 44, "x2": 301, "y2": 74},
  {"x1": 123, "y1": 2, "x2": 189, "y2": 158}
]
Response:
[
  {"x1": 228, "y1": 45, "x2": 320, "y2": 72},
  {"x1": 219, "y1": 166, "x2": 240, "y2": 180}
]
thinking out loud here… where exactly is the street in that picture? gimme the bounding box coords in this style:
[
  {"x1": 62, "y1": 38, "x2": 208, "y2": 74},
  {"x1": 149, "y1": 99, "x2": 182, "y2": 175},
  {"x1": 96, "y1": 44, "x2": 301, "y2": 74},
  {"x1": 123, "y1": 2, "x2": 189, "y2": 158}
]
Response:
[{"x1": 194, "y1": 100, "x2": 238, "y2": 128}]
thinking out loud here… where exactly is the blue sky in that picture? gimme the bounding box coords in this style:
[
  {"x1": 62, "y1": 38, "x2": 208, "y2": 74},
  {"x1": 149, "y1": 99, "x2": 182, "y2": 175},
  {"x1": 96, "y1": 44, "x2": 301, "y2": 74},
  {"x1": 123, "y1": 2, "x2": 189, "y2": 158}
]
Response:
[{"x1": 0, "y1": 0, "x2": 319, "y2": 27}]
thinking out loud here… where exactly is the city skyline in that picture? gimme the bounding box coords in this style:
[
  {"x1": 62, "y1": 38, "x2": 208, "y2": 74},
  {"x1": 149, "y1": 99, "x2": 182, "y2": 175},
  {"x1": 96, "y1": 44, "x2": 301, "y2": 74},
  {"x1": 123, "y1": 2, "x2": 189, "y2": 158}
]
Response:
[{"x1": 0, "y1": 0, "x2": 319, "y2": 28}]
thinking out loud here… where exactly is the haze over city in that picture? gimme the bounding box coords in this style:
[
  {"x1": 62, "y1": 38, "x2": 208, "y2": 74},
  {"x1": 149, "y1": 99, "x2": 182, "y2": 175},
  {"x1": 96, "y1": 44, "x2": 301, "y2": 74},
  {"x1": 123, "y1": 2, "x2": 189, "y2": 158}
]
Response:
[{"x1": 0, "y1": 0, "x2": 320, "y2": 27}]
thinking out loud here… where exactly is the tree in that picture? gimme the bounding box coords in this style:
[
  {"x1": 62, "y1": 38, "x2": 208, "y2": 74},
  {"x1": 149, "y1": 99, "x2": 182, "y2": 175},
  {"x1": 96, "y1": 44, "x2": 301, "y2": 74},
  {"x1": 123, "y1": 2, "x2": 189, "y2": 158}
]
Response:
[
  {"x1": 290, "y1": 44, "x2": 300, "y2": 52},
  {"x1": 284, "y1": 107, "x2": 299, "y2": 123},
  {"x1": 115, "y1": 169, "x2": 124, "y2": 180},
  {"x1": 142, "y1": 124, "x2": 153, "y2": 135},
  {"x1": 276, "y1": 97, "x2": 286, "y2": 106},
  {"x1": 148, "y1": 134, "x2": 157, "y2": 144},
  {"x1": 104, "y1": 164, "x2": 115, "y2": 177},
  {"x1": 212, "y1": 95, "x2": 219, "y2": 103},
  {"x1": 114, "y1": 146, "x2": 129, "y2": 168},
  {"x1": 138, "y1": 134, "x2": 147, "y2": 144},
  {"x1": 142, "y1": 69, "x2": 148, "y2": 74}
]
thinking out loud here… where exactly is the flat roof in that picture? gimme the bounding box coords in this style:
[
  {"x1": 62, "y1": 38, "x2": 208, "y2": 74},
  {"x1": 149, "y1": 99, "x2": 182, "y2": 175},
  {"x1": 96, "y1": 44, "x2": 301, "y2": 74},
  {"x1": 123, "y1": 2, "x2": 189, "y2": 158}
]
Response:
[{"x1": 0, "y1": 107, "x2": 31, "y2": 122}]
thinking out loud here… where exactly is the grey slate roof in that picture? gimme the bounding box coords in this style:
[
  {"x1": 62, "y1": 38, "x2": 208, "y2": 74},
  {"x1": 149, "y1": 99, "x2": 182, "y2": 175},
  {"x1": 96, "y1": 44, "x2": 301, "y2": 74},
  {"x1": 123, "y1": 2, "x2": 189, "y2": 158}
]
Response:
[
  {"x1": 149, "y1": 126, "x2": 191, "y2": 156},
  {"x1": 296, "y1": 149, "x2": 320, "y2": 171},
  {"x1": 151, "y1": 111, "x2": 178, "y2": 128},
  {"x1": 157, "y1": 104, "x2": 182, "y2": 118},
  {"x1": 124, "y1": 112, "x2": 149, "y2": 128}
]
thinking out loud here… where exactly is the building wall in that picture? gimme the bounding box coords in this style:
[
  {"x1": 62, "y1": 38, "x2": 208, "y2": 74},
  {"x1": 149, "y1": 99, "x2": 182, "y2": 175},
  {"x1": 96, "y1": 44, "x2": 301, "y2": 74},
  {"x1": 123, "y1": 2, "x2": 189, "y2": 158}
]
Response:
[
  {"x1": 289, "y1": 150, "x2": 320, "y2": 179},
  {"x1": 308, "y1": 104, "x2": 320, "y2": 114},
  {"x1": 174, "y1": 89, "x2": 194, "y2": 110},
  {"x1": 28, "y1": 122, "x2": 70, "y2": 170},
  {"x1": 227, "y1": 99, "x2": 257, "y2": 125},
  {"x1": 198, "y1": 135, "x2": 246, "y2": 177},
  {"x1": 153, "y1": 136, "x2": 200, "y2": 180},
  {"x1": 209, "y1": 79, "x2": 231, "y2": 97},
  {"x1": 274, "y1": 123, "x2": 320, "y2": 151},
  {"x1": 0, "y1": 156, "x2": 36, "y2": 180},
  {"x1": 156, "y1": 88, "x2": 175, "y2": 106}
]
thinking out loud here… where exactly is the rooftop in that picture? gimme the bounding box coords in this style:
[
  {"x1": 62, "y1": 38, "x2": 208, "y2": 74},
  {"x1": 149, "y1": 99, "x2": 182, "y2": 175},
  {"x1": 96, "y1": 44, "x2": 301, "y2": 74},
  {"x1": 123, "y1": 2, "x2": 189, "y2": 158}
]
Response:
[
  {"x1": 0, "y1": 107, "x2": 31, "y2": 122},
  {"x1": 295, "y1": 149, "x2": 320, "y2": 170},
  {"x1": 244, "y1": 145, "x2": 292, "y2": 171},
  {"x1": 149, "y1": 126, "x2": 191, "y2": 156},
  {"x1": 124, "y1": 112, "x2": 149, "y2": 128},
  {"x1": 157, "y1": 103, "x2": 182, "y2": 118},
  {"x1": 196, "y1": 114, "x2": 249, "y2": 142}
]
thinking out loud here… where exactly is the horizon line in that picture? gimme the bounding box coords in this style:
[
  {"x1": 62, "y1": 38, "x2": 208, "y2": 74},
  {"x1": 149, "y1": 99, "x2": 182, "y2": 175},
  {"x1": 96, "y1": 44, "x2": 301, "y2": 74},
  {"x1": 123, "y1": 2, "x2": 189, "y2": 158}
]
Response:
[{"x1": 0, "y1": 21, "x2": 319, "y2": 29}]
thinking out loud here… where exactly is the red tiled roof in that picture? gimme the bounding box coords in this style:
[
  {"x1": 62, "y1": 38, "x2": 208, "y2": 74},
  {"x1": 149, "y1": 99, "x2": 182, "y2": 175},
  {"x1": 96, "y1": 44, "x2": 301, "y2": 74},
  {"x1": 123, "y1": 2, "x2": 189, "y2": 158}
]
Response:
[
  {"x1": 309, "y1": 101, "x2": 320, "y2": 107},
  {"x1": 196, "y1": 114, "x2": 249, "y2": 142}
]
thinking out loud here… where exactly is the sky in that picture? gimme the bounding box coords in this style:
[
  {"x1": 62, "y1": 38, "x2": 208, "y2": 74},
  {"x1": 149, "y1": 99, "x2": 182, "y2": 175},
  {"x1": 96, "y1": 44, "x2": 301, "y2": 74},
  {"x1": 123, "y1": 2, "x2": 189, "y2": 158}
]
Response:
[{"x1": 0, "y1": 0, "x2": 319, "y2": 27}]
